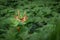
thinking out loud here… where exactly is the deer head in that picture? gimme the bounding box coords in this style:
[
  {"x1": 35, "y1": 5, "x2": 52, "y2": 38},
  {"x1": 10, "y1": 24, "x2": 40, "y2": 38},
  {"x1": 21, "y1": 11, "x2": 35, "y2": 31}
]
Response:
[{"x1": 15, "y1": 10, "x2": 28, "y2": 22}]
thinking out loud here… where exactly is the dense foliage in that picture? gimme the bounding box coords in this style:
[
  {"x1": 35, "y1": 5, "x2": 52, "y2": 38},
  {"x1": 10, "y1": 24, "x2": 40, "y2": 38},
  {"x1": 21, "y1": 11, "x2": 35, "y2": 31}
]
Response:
[{"x1": 0, "y1": 0, "x2": 60, "y2": 40}]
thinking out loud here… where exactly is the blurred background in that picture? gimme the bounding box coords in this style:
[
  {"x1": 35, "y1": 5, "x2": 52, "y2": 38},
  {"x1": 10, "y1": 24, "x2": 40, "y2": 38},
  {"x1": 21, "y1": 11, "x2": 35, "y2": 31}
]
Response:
[{"x1": 0, "y1": 0, "x2": 60, "y2": 40}]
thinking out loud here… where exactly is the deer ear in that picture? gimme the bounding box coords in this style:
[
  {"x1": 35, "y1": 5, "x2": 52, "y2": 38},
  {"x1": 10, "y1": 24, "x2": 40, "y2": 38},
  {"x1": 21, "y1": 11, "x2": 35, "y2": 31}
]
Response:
[
  {"x1": 24, "y1": 11, "x2": 26, "y2": 16},
  {"x1": 17, "y1": 10, "x2": 20, "y2": 16}
]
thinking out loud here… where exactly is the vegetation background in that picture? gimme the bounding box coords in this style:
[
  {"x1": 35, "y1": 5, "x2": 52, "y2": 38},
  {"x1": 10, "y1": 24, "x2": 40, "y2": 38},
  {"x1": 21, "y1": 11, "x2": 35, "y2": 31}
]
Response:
[{"x1": 0, "y1": 0, "x2": 60, "y2": 40}]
